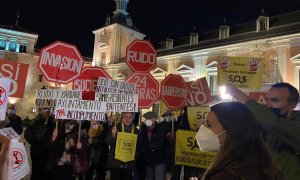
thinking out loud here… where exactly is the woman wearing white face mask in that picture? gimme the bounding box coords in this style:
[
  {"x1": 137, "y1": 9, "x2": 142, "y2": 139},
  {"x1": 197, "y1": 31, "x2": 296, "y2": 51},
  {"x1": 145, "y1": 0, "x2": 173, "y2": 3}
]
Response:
[{"x1": 196, "y1": 102, "x2": 283, "y2": 180}]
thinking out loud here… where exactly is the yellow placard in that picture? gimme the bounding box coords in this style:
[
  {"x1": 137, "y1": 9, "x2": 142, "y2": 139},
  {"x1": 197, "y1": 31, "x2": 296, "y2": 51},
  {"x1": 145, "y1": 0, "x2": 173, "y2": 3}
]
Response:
[
  {"x1": 160, "y1": 100, "x2": 182, "y2": 116},
  {"x1": 187, "y1": 106, "x2": 210, "y2": 131},
  {"x1": 114, "y1": 132, "x2": 138, "y2": 162},
  {"x1": 217, "y1": 56, "x2": 264, "y2": 89},
  {"x1": 175, "y1": 130, "x2": 216, "y2": 168}
]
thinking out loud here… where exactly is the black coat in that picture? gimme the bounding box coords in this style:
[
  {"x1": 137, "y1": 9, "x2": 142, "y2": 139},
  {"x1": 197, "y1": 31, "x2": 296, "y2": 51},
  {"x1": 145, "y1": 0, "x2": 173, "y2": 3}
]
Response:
[
  {"x1": 6, "y1": 114, "x2": 23, "y2": 135},
  {"x1": 137, "y1": 123, "x2": 168, "y2": 167}
]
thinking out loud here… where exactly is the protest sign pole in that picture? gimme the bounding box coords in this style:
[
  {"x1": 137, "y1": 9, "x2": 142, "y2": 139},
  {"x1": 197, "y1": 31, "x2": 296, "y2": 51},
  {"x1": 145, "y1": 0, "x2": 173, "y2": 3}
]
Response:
[
  {"x1": 78, "y1": 121, "x2": 82, "y2": 143},
  {"x1": 139, "y1": 109, "x2": 142, "y2": 128},
  {"x1": 171, "y1": 110, "x2": 175, "y2": 135}
]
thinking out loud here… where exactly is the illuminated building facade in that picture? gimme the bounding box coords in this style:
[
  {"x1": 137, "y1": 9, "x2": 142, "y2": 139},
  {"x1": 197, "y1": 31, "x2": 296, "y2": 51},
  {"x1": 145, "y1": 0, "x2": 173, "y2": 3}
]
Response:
[{"x1": 1, "y1": 0, "x2": 300, "y2": 118}]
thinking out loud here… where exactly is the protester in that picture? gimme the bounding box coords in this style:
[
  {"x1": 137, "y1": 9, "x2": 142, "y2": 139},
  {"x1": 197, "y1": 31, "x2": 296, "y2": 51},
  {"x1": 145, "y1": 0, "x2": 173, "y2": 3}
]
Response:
[
  {"x1": 175, "y1": 107, "x2": 205, "y2": 180},
  {"x1": 0, "y1": 134, "x2": 13, "y2": 180},
  {"x1": 24, "y1": 108, "x2": 55, "y2": 180},
  {"x1": 86, "y1": 120, "x2": 109, "y2": 180},
  {"x1": 105, "y1": 112, "x2": 138, "y2": 180},
  {"x1": 158, "y1": 110, "x2": 174, "y2": 180},
  {"x1": 6, "y1": 105, "x2": 23, "y2": 135},
  {"x1": 138, "y1": 111, "x2": 168, "y2": 180},
  {"x1": 196, "y1": 102, "x2": 282, "y2": 180},
  {"x1": 226, "y1": 83, "x2": 300, "y2": 179},
  {"x1": 48, "y1": 120, "x2": 77, "y2": 180}
]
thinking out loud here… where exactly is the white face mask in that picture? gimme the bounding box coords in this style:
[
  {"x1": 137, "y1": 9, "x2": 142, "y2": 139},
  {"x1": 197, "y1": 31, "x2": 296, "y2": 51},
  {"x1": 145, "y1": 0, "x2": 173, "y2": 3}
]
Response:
[
  {"x1": 195, "y1": 125, "x2": 226, "y2": 152},
  {"x1": 145, "y1": 119, "x2": 153, "y2": 127}
]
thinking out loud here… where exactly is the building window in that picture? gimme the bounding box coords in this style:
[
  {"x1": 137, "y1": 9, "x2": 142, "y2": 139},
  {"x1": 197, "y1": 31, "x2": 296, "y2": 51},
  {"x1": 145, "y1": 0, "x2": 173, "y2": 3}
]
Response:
[
  {"x1": 256, "y1": 17, "x2": 269, "y2": 32},
  {"x1": 19, "y1": 44, "x2": 27, "y2": 53},
  {"x1": 0, "y1": 39, "x2": 6, "y2": 50},
  {"x1": 38, "y1": 75, "x2": 43, "y2": 82},
  {"x1": 166, "y1": 39, "x2": 173, "y2": 50},
  {"x1": 219, "y1": 26, "x2": 229, "y2": 39},
  {"x1": 190, "y1": 33, "x2": 198, "y2": 45},
  {"x1": 9, "y1": 41, "x2": 17, "y2": 52}
]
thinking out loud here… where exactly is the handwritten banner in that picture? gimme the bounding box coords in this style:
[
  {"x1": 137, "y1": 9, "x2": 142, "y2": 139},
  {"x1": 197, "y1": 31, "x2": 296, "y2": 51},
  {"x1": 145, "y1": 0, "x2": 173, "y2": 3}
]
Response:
[
  {"x1": 175, "y1": 130, "x2": 216, "y2": 168},
  {"x1": 217, "y1": 56, "x2": 264, "y2": 89},
  {"x1": 35, "y1": 89, "x2": 82, "y2": 107},
  {"x1": 97, "y1": 77, "x2": 136, "y2": 94},
  {"x1": 95, "y1": 93, "x2": 138, "y2": 112}
]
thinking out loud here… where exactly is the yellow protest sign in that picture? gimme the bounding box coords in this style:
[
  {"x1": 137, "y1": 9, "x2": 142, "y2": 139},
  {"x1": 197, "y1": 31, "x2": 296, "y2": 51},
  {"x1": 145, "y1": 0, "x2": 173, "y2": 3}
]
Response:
[
  {"x1": 160, "y1": 100, "x2": 182, "y2": 116},
  {"x1": 217, "y1": 56, "x2": 264, "y2": 89},
  {"x1": 114, "y1": 132, "x2": 138, "y2": 162},
  {"x1": 187, "y1": 106, "x2": 210, "y2": 131},
  {"x1": 175, "y1": 130, "x2": 216, "y2": 168}
]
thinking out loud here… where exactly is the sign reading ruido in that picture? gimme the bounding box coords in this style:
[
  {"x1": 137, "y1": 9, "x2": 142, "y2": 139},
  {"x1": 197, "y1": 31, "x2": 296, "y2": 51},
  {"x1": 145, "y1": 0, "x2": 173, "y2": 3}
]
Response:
[
  {"x1": 161, "y1": 74, "x2": 187, "y2": 109},
  {"x1": 38, "y1": 41, "x2": 84, "y2": 84},
  {"x1": 126, "y1": 39, "x2": 157, "y2": 72},
  {"x1": 126, "y1": 72, "x2": 159, "y2": 109}
]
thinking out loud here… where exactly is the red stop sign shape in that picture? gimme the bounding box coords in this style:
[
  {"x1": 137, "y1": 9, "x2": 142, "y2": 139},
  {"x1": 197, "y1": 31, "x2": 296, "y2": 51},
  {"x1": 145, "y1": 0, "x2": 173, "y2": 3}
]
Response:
[
  {"x1": 38, "y1": 41, "x2": 84, "y2": 84},
  {"x1": 126, "y1": 72, "x2": 159, "y2": 109},
  {"x1": 126, "y1": 39, "x2": 157, "y2": 72},
  {"x1": 72, "y1": 66, "x2": 111, "y2": 100},
  {"x1": 161, "y1": 74, "x2": 187, "y2": 109}
]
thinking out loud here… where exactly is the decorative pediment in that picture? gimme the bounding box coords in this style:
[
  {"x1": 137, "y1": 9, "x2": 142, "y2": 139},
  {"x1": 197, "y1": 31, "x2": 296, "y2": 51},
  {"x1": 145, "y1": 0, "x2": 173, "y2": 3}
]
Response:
[
  {"x1": 176, "y1": 64, "x2": 194, "y2": 77},
  {"x1": 291, "y1": 53, "x2": 300, "y2": 67},
  {"x1": 205, "y1": 61, "x2": 218, "y2": 75},
  {"x1": 152, "y1": 67, "x2": 166, "y2": 74},
  {"x1": 151, "y1": 67, "x2": 166, "y2": 79},
  {"x1": 176, "y1": 64, "x2": 193, "y2": 72},
  {"x1": 116, "y1": 73, "x2": 126, "y2": 81}
]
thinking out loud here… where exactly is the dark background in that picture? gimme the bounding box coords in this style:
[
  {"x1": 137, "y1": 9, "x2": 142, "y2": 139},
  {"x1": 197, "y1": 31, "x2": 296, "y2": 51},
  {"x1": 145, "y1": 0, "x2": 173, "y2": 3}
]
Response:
[{"x1": 1, "y1": 0, "x2": 299, "y2": 57}]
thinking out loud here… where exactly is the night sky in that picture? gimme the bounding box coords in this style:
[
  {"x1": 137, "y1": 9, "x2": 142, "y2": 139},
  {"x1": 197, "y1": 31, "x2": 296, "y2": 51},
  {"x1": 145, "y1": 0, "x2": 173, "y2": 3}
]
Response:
[{"x1": 1, "y1": 0, "x2": 299, "y2": 57}]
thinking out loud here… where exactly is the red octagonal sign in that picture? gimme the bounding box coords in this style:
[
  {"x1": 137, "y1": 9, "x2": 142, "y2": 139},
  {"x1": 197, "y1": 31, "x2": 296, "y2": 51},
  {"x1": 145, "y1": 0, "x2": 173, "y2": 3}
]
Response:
[
  {"x1": 72, "y1": 66, "x2": 111, "y2": 100},
  {"x1": 161, "y1": 74, "x2": 187, "y2": 109},
  {"x1": 126, "y1": 72, "x2": 159, "y2": 109},
  {"x1": 38, "y1": 41, "x2": 84, "y2": 84},
  {"x1": 126, "y1": 39, "x2": 157, "y2": 72}
]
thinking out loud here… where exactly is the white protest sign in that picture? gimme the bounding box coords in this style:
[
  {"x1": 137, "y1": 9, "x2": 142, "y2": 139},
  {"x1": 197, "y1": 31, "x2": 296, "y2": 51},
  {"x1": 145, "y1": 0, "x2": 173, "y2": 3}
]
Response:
[
  {"x1": 97, "y1": 77, "x2": 136, "y2": 94},
  {"x1": 35, "y1": 89, "x2": 82, "y2": 107},
  {"x1": 11, "y1": 141, "x2": 30, "y2": 180},
  {"x1": 0, "y1": 128, "x2": 30, "y2": 180},
  {"x1": 95, "y1": 93, "x2": 139, "y2": 112},
  {"x1": 0, "y1": 78, "x2": 11, "y2": 120},
  {"x1": 55, "y1": 99, "x2": 106, "y2": 121},
  {"x1": 0, "y1": 127, "x2": 21, "y2": 140}
]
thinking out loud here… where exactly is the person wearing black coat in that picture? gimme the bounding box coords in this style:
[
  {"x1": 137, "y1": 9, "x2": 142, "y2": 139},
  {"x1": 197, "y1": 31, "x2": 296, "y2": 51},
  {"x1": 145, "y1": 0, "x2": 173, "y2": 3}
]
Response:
[
  {"x1": 24, "y1": 108, "x2": 55, "y2": 180},
  {"x1": 6, "y1": 105, "x2": 23, "y2": 135},
  {"x1": 138, "y1": 111, "x2": 168, "y2": 180}
]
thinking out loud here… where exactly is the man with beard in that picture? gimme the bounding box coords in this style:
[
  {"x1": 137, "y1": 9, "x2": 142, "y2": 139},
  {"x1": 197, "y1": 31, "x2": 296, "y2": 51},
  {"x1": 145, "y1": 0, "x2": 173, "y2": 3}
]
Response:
[{"x1": 226, "y1": 82, "x2": 300, "y2": 180}]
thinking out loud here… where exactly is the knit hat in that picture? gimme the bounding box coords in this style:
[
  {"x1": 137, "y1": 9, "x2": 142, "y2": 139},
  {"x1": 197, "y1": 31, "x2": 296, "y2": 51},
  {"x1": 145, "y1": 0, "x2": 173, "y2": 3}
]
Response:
[
  {"x1": 143, "y1": 111, "x2": 157, "y2": 119},
  {"x1": 162, "y1": 110, "x2": 172, "y2": 117}
]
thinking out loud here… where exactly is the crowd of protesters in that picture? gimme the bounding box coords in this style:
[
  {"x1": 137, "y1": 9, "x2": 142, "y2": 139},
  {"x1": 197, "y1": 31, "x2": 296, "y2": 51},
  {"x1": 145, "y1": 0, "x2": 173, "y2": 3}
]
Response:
[{"x1": 0, "y1": 82, "x2": 299, "y2": 180}]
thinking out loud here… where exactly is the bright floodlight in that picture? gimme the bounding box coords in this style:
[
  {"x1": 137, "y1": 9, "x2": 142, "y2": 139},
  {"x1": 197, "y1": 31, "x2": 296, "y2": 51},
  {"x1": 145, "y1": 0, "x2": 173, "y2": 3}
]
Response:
[{"x1": 220, "y1": 86, "x2": 231, "y2": 100}]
